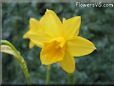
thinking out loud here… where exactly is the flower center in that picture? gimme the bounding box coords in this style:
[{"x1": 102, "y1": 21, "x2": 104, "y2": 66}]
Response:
[
  {"x1": 41, "y1": 37, "x2": 66, "y2": 65},
  {"x1": 43, "y1": 37, "x2": 66, "y2": 56},
  {"x1": 54, "y1": 37, "x2": 66, "y2": 48}
]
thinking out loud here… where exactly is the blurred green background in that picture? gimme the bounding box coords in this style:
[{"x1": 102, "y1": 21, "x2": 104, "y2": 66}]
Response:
[{"x1": 2, "y1": 3, "x2": 114, "y2": 84}]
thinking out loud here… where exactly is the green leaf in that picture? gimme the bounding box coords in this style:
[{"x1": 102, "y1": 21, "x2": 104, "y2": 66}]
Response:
[
  {"x1": 0, "y1": 45, "x2": 16, "y2": 56},
  {"x1": 0, "y1": 40, "x2": 31, "y2": 84}
]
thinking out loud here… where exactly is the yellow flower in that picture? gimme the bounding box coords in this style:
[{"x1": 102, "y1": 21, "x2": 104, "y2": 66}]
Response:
[{"x1": 23, "y1": 9, "x2": 96, "y2": 73}]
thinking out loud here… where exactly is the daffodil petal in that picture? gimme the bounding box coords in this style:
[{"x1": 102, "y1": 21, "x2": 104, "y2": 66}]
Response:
[
  {"x1": 29, "y1": 18, "x2": 39, "y2": 32},
  {"x1": 62, "y1": 16, "x2": 81, "y2": 39},
  {"x1": 23, "y1": 18, "x2": 40, "y2": 47},
  {"x1": 40, "y1": 40, "x2": 65, "y2": 65},
  {"x1": 40, "y1": 9, "x2": 62, "y2": 37},
  {"x1": 25, "y1": 33, "x2": 51, "y2": 48},
  {"x1": 29, "y1": 41, "x2": 35, "y2": 48},
  {"x1": 67, "y1": 36, "x2": 96, "y2": 56},
  {"x1": 23, "y1": 17, "x2": 52, "y2": 48},
  {"x1": 23, "y1": 18, "x2": 40, "y2": 37},
  {"x1": 23, "y1": 33, "x2": 44, "y2": 48},
  {"x1": 59, "y1": 52, "x2": 75, "y2": 73}
]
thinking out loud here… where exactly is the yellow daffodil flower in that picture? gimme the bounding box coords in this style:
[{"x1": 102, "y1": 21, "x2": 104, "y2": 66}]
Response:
[{"x1": 23, "y1": 9, "x2": 96, "y2": 73}]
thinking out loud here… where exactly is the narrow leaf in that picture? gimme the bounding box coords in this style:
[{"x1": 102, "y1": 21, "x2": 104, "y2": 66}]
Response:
[{"x1": 0, "y1": 40, "x2": 31, "y2": 84}]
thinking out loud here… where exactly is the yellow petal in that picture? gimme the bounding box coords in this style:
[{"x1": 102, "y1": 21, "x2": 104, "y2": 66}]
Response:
[
  {"x1": 62, "y1": 17, "x2": 66, "y2": 22},
  {"x1": 25, "y1": 33, "x2": 51, "y2": 48},
  {"x1": 62, "y1": 16, "x2": 81, "y2": 39},
  {"x1": 23, "y1": 18, "x2": 52, "y2": 48},
  {"x1": 59, "y1": 52, "x2": 75, "y2": 73},
  {"x1": 40, "y1": 9, "x2": 62, "y2": 37},
  {"x1": 67, "y1": 36, "x2": 96, "y2": 56},
  {"x1": 23, "y1": 18, "x2": 40, "y2": 47},
  {"x1": 23, "y1": 18, "x2": 40, "y2": 38},
  {"x1": 29, "y1": 41, "x2": 35, "y2": 48},
  {"x1": 29, "y1": 18, "x2": 39, "y2": 32},
  {"x1": 40, "y1": 40, "x2": 65, "y2": 65}
]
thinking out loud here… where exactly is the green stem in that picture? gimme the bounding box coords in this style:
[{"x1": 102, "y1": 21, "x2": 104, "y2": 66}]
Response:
[
  {"x1": 1, "y1": 40, "x2": 17, "y2": 52},
  {"x1": 46, "y1": 65, "x2": 51, "y2": 84},
  {"x1": 68, "y1": 73, "x2": 74, "y2": 84},
  {"x1": 18, "y1": 55, "x2": 31, "y2": 84},
  {"x1": 1, "y1": 40, "x2": 31, "y2": 84}
]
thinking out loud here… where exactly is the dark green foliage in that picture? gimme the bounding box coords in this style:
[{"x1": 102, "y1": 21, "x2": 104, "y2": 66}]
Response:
[{"x1": 2, "y1": 3, "x2": 114, "y2": 84}]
